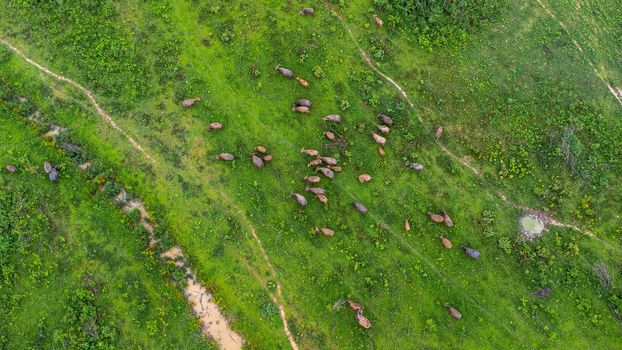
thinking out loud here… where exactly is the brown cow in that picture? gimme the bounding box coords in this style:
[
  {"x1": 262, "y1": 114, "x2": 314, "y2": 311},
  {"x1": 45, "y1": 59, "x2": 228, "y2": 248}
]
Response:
[
  {"x1": 315, "y1": 227, "x2": 334, "y2": 237},
  {"x1": 377, "y1": 113, "x2": 393, "y2": 126},
  {"x1": 320, "y1": 156, "x2": 338, "y2": 165},
  {"x1": 255, "y1": 145, "x2": 267, "y2": 154},
  {"x1": 373, "y1": 15, "x2": 384, "y2": 27},
  {"x1": 377, "y1": 125, "x2": 390, "y2": 134},
  {"x1": 316, "y1": 194, "x2": 329, "y2": 204},
  {"x1": 275, "y1": 65, "x2": 294, "y2": 78},
  {"x1": 444, "y1": 303, "x2": 462, "y2": 320},
  {"x1": 352, "y1": 202, "x2": 367, "y2": 214},
  {"x1": 292, "y1": 105, "x2": 310, "y2": 113},
  {"x1": 442, "y1": 211, "x2": 453, "y2": 228},
  {"x1": 435, "y1": 126, "x2": 443, "y2": 140},
  {"x1": 324, "y1": 131, "x2": 335, "y2": 140},
  {"x1": 323, "y1": 114, "x2": 341, "y2": 123},
  {"x1": 358, "y1": 174, "x2": 372, "y2": 183},
  {"x1": 182, "y1": 98, "x2": 200, "y2": 107},
  {"x1": 218, "y1": 153, "x2": 235, "y2": 161},
  {"x1": 372, "y1": 133, "x2": 386, "y2": 145},
  {"x1": 307, "y1": 158, "x2": 323, "y2": 168},
  {"x1": 300, "y1": 148, "x2": 320, "y2": 157},
  {"x1": 428, "y1": 212, "x2": 445, "y2": 223},
  {"x1": 304, "y1": 176, "x2": 321, "y2": 183},
  {"x1": 316, "y1": 167, "x2": 335, "y2": 179},
  {"x1": 208, "y1": 122, "x2": 223, "y2": 130},
  {"x1": 305, "y1": 187, "x2": 325, "y2": 196},
  {"x1": 293, "y1": 99, "x2": 312, "y2": 108},
  {"x1": 4, "y1": 165, "x2": 17, "y2": 173},
  {"x1": 297, "y1": 77, "x2": 309, "y2": 88},
  {"x1": 291, "y1": 193, "x2": 308, "y2": 206},
  {"x1": 439, "y1": 236, "x2": 452, "y2": 249},
  {"x1": 252, "y1": 154, "x2": 264, "y2": 168}
]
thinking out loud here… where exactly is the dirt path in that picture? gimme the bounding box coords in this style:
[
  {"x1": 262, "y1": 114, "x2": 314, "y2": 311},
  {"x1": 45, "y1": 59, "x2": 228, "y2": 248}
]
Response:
[
  {"x1": 534, "y1": 0, "x2": 622, "y2": 107},
  {"x1": 323, "y1": 2, "x2": 596, "y2": 239},
  {"x1": 0, "y1": 38, "x2": 155, "y2": 162},
  {"x1": 111, "y1": 189, "x2": 245, "y2": 349}
]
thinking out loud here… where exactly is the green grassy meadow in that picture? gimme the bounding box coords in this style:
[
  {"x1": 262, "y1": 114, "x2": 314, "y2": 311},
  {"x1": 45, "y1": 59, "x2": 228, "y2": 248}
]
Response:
[{"x1": 1, "y1": 0, "x2": 621, "y2": 349}]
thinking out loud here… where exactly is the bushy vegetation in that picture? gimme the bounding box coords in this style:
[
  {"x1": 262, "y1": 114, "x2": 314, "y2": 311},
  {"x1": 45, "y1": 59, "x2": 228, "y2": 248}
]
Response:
[{"x1": 373, "y1": 0, "x2": 504, "y2": 48}]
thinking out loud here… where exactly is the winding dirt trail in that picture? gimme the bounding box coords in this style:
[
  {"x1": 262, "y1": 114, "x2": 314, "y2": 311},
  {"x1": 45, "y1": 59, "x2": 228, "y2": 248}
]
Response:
[
  {"x1": 109, "y1": 189, "x2": 245, "y2": 349},
  {"x1": 0, "y1": 38, "x2": 155, "y2": 162},
  {"x1": 323, "y1": 2, "x2": 597, "y2": 239},
  {"x1": 535, "y1": 0, "x2": 622, "y2": 107}
]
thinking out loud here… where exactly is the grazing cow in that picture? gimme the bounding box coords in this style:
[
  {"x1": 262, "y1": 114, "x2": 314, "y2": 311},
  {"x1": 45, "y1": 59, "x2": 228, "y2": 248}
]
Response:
[
  {"x1": 218, "y1": 153, "x2": 235, "y2": 161},
  {"x1": 263, "y1": 155, "x2": 273, "y2": 162},
  {"x1": 444, "y1": 303, "x2": 462, "y2": 319},
  {"x1": 316, "y1": 167, "x2": 335, "y2": 179},
  {"x1": 44, "y1": 161, "x2": 53, "y2": 174},
  {"x1": 4, "y1": 165, "x2": 17, "y2": 173},
  {"x1": 323, "y1": 114, "x2": 341, "y2": 123},
  {"x1": 428, "y1": 212, "x2": 445, "y2": 223},
  {"x1": 348, "y1": 300, "x2": 363, "y2": 311},
  {"x1": 352, "y1": 202, "x2": 367, "y2": 214},
  {"x1": 255, "y1": 146, "x2": 267, "y2": 154},
  {"x1": 358, "y1": 174, "x2": 372, "y2": 183},
  {"x1": 320, "y1": 156, "x2": 338, "y2": 165},
  {"x1": 49, "y1": 168, "x2": 59, "y2": 183},
  {"x1": 305, "y1": 187, "x2": 325, "y2": 195},
  {"x1": 372, "y1": 133, "x2": 386, "y2": 145},
  {"x1": 460, "y1": 245, "x2": 481, "y2": 259},
  {"x1": 373, "y1": 15, "x2": 383, "y2": 27},
  {"x1": 252, "y1": 154, "x2": 264, "y2": 168},
  {"x1": 182, "y1": 98, "x2": 200, "y2": 107},
  {"x1": 208, "y1": 122, "x2": 223, "y2": 130},
  {"x1": 324, "y1": 131, "x2": 335, "y2": 140},
  {"x1": 355, "y1": 310, "x2": 372, "y2": 329},
  {"x1": 315, "y1": 227, "x2": 334, "y2": 237},
  {"x1": 377, "y1": 125, "x2": 390, "y2": 134},
  {"x1": 406, "y1": 162, "x2": 424, "y2": 171},
  {"x1": 301, "y1": 7, "x2": 315, "y2": 15},
  {"x1": 293, "y1": 99, "x2": 312, "y2": 108},
  {"x1": 442, "y1": 211, "x2": 453, "y2": 227},
  {"x1": 291, "y1": 193, "x2": 308, "y2": 206},
  {"x1": 378, "y1": 148, "x2": 385, "y2": 157},
  {"x1": 301, "y1": 148, "x2": 320, "y2": 157},
  {"x1": 405, "y1": 220, "x2": 411, "y2": 231},
  {"x1": 292, "y1": 105, "x2": 310, "y2": 113},
  {"x1": 439, "y1": 236, "x2": 452, "y2": 249},
  {"x1": 297, "y1": 77, "x2": 309, "y2": 88},
  {"x1": 307, "y1": 158, "x2": 323, "y2": 168},
  {"x1": 435, "y1": 126, "x2": 443, "y2": 139},
  {"x1": 316, "y1": 194, "x2": 328, "y2": 204},
  {"x1": 328, "y1": 165, "x2": 342, "y2": 172},
  {"x1": 275, "y1": 65, "x2": 294, "y2": 78},
  {"x1": 304, "y1": 176, "x2": 321, "y2": 183},
  {"x1": 377, "y1": 113, "x2": 393, "y2": 126}
]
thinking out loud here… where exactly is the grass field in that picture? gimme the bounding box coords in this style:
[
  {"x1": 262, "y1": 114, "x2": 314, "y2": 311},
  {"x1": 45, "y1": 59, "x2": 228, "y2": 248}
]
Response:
[{"x1": 1, "y1": 0, "x2": 621, "y2": 349}]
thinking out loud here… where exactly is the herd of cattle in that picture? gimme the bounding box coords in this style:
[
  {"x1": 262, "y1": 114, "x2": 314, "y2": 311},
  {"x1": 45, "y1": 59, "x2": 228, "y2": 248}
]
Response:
[{"x1": 174, "y1": 55, "x2": 485, "y2": 328}]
